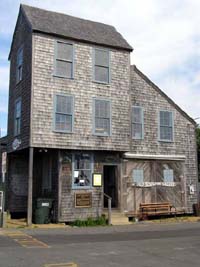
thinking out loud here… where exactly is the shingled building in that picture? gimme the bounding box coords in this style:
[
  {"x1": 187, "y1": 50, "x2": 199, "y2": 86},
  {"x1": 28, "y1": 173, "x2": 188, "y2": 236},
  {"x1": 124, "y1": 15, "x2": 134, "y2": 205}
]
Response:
[{"x1": 0, "y1": 4, "x2": 198, "y2": 224}]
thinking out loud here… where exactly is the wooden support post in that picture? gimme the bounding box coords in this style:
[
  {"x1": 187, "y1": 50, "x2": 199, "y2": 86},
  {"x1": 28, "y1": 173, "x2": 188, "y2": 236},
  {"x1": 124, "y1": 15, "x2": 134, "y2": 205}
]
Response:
[
  {"x1": 108, "y1": 198, "x2": 112, "y2": 225},
  {"x1": 27, "y1": 147, "x2": 34, "y2": 226}
]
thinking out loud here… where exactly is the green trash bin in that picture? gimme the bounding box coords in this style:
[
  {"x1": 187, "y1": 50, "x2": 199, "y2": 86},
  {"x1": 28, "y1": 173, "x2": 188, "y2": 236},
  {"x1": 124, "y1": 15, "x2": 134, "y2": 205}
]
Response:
[{"x1": 34, "y1": 198, "x2": 53, "y2": 224}]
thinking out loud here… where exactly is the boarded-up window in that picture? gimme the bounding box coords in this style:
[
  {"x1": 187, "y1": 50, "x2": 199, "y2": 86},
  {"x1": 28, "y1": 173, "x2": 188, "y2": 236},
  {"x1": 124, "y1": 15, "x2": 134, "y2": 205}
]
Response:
[
  {"x1": 132, "y1": 106, "x2": 144, "y2": 139},
  {"x1": 14, "y1": 98, "x2": 21, "y2": 136},
  {"x1": 55, "y1": 42, "x2": 73, "y2": 78},
  {"x1": 94, "y1": 48, "x2": 110, "y2": 83},
  {"x1": 94, "y1": 99, "x2": 111, "y2": 135},
  {"x1": 159, "y1": 111, "x2": 173, "y2": 141},
  {"x1": 16, "y1": 46, "x2": 23, "y2": 83},
  {"x1": 132, "y1": 169, "x2": 144, "y2": 184},
  {"x1": 54, "y1": 95, "x2": 74, "y2": 132},
  {"x1": 163, "y1": 169, "x2": 174, "y2": 182}
]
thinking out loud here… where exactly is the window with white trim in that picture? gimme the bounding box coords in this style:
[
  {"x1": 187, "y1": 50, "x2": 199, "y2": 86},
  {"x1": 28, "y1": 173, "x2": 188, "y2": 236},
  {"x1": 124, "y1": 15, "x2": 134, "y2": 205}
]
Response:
[
  {"x1": 73, "y1": 153, "x2": 92, "y2": 188},
  {"x1": 14, "y1": 98, "x2": 21, "y2": 136},
  {"x1": 16, "y1": 46, "x2": 23, "y2": 83},
  {"x1": 94, "y1": 99, "x2": 111, "y2": 135},
  {"x1": 132, "y1": 169, "x2": 144, "y2": 184},
  {"x1": 94, "y1": 48, "x2": 110, "y2": 83},
  {"x1": 163, "y1": 169, "x2": 174, "y2": 183},
  {"x1": 54, "y1": 95, "x2": 73, "y2": 132},
  {"x1": 55, "y1": 41, "x2": 73, "y2": 78},
  {"x1": 132, "y1": 106, "x2": 144, "y2": 139},
  {"x1": 159, "y1": 111, "x2": 173, "y2": 141}
]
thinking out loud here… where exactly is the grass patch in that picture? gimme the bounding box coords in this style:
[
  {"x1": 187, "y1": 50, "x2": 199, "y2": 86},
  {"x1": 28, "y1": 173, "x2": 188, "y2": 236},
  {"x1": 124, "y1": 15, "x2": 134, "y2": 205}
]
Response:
[{"x1": 70, "y1": 216, "x2": 107, "y2": 227}]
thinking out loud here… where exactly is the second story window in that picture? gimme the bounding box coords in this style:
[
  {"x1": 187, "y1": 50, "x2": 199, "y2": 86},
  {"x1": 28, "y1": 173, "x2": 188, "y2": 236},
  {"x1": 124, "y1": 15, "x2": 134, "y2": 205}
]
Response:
[
  {"x1": 14, "y1": 98, "x2": 21, "y2": 136},
  {"x1": 16, "y1": 46, "x2": 23, "y2": 83},
  {"x1": 54, "y1": 94, "x2": 74, "y2": 132},
  {"x1": 132, "y1": 106, "x2": 144, "y2": 139},
  {"x1": 159, "y1": 111, "x2": 173, "y2": 142},
  {"x1": 93, "y1": 99, "x2": 111, "y2": 136},
  {"x1": 94, "y1": 48, "x2": 110, "y2": 83},
  {"x1": 55, "y1": 41, "x2": 73, "y2": 78}
]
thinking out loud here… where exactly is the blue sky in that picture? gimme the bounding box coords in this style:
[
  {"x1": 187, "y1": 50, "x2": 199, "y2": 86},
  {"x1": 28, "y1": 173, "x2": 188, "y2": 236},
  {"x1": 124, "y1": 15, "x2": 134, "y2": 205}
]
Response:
[{"x1": 1, "y1": 0, "x2": 200, "y2": 137}]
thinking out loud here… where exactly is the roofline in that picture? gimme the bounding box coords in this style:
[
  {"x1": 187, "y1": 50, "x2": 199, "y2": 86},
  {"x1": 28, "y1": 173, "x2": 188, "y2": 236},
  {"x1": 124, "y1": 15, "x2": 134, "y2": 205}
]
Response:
[
  {"x1": 131, "y1": 65, "x2": 196, "y2": 126},
  {"x1": 32, "y1": 29, "x2": 133, "y2": 52},
  {"x1": 0, "y1": 135, "x2": 8, "y2": 146},
  {"x1": 8, "y1": 5, "x2": 32, "y2": 60}
]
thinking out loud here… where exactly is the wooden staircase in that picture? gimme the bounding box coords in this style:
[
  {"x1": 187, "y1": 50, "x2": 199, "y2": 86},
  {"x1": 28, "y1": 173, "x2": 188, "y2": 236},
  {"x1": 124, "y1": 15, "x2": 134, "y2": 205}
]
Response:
[{"x1": 103, "y1": 209, "x2": 132, "y2": 225}]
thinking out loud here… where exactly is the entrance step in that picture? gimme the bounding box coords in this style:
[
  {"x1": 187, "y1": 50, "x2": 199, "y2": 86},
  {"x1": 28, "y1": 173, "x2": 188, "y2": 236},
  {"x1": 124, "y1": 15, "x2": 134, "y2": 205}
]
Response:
[{"x1": 103, "y1": 209, "x2": 132, "y2": 226}]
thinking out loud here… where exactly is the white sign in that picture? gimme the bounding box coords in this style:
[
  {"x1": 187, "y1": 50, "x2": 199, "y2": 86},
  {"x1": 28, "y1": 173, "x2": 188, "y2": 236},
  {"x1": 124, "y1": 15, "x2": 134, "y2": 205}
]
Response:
[
  {"x1": 133, "y1": 182, "x2": 176, "y2": 187},
  {"x1": 189, "y1": 185, "x2": 195, "y2": 195},
  {"x1": 42, "y1": 203, "x2": 49, "y2": 207},
  {"x1": 12, "y1": 138, "x2": 21, "y2": 151}
]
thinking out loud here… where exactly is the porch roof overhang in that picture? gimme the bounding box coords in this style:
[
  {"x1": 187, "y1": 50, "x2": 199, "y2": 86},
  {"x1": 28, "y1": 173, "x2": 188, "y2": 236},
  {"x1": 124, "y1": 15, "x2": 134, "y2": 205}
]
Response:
[{"x1": 123, "y1": 153, "x2": 186, "y2": 161}]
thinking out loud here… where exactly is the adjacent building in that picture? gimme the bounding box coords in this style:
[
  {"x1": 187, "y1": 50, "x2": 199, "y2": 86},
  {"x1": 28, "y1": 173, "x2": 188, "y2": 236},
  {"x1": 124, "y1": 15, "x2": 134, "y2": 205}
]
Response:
[{"x1": 0, "y1": 5, "x2": 198, "y2": 223}]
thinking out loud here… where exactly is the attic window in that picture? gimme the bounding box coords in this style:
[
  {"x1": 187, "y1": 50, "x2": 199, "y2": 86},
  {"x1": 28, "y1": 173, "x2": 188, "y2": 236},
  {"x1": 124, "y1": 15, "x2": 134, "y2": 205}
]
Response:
[
  {"x1": 159, "y1": 111, "x2": 173, "y2": 142},
  {"x1": 55, "y1": 41, "x2": 74, "y2": 78},
  {"x1": 16, "y1": 46, "x2": 23, "y2": 83},
  {"x1": 94, "y1": 48, "x2": 110, "y2": 83}
]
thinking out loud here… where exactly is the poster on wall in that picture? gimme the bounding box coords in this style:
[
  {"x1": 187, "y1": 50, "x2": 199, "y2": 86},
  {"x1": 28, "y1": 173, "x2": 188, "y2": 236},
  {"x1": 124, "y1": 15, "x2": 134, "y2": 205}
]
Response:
[{"x1": 92, "y1": 173, "x2": 102, "y2": 187}]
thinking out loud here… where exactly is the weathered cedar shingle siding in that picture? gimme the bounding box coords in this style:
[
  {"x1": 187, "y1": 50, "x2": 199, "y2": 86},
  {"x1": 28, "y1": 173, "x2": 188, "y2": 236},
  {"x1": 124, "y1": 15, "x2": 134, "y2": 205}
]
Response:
[
  {"x1": 31, "y1": 34, "x2": 131, "y2": 151},
  {"x1": 129, "y1": 66, "x2": 198, "y2": 211},
  {"x1": 7, "y1": 11, "x2": 32, "y2": 152}
]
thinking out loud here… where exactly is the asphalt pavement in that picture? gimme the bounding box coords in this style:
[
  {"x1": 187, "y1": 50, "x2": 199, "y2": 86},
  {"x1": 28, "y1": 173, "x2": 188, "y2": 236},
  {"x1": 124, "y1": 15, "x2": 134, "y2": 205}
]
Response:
[{"x1": 0, "y1": 222, "x2": 200, "y2": 267}]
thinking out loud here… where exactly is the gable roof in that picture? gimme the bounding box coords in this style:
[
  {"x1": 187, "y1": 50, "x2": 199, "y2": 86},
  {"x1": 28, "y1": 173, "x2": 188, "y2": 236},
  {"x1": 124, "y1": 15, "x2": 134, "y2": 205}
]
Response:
[
  {"x1": 20, "y1": 4, "x2": 133, "y2": 52},
  {"x1": 131, "y1": 65, "x2": 196, "y2": 125}
]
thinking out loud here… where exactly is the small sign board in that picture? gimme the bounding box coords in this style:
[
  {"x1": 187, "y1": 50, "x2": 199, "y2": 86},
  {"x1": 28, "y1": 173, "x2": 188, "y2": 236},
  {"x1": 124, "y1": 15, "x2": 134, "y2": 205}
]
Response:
[
  {"x1": 92, "y1": 173, "x2": 102, "y2": 187},
  {"x1": 75, "y1": 192, "x2": 92, "y2": 208}
]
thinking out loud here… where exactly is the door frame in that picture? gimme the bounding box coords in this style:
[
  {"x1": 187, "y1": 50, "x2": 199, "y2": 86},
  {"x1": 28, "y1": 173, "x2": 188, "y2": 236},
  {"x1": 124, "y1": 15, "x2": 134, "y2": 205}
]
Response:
[{"x1": 103, "y1": 163, "x2": 120, "y2": 209}]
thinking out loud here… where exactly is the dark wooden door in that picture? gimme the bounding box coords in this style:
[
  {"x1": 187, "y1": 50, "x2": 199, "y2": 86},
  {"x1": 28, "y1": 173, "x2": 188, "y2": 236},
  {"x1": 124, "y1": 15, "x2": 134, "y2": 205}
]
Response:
[{"x1": 103, "y1": 165, "x2": 117, "y2": 208}]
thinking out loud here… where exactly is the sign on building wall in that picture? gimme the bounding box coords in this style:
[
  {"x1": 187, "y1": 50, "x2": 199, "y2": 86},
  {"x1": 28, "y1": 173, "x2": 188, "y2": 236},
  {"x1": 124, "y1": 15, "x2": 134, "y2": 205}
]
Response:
[
  {"x1": 133, "y1": 182, "x2": 176, "y2": 187},
  {"x1": 1, "y1": 152, "x2": 7, "y2": 183},
  {"x1": 92, "y1": 173, "x2": 102, "y2": 187},
  {"x1": 75, "y1": 193, "x2": 92, "y2": 208}
]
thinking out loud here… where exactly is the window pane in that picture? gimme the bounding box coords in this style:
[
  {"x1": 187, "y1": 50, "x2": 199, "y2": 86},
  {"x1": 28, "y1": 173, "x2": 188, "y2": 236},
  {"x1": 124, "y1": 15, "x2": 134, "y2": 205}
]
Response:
[
  {"x1": 74, "y1": 153, "x2": 91, "y2": 170},
  {"x1": 17, "y1": 47, "x2": 23, "y2": 66},
  {"x1": 56, "y1": 95, "x2": 72, "y2": 114},
  {"x1": 95, "y1": 66, "x2": 109, "y2": 83},
  {"x1": 163, "y1": 169, "x2": 174, "y2": 182},
  {"x1": 95, "y1": 100, "x2": 110, "y2": 118},
  {"x1": 95, "y1": 49, "x2": 109, "y2": 67},
  {"x1": 160, "y1": 111, "x2": 172, "y2": 126},
  {"x1": 132, "y1": 107, "x2": 142, "y2": 123},
  {"x1": 73, "y1": 153, "x2": 92, "y2": 187},
  {"x1": 16, "y1": 100, "x2": 21, "y2": 118},
  {"x1": 132, "y1": 169, "x2": 144, "y2": 184},
  {"x1": 57, "y1": 42, "x2": 73, "y2": 61},
  {"x1": 55, "y1": 114, "x2": 72, "y2": 131},
  {"x1": 160, "y1": 126, "x2": 172, "y2": 141},
  {"x1": 55, "y1": 60, "x2": 72, "y2": 77},
  {"x1": 132, "y1": 123, "x2": 142, "y2": 139},
  {"x1": 95, "y1": 118, "x2": 110, "y2": 134}
]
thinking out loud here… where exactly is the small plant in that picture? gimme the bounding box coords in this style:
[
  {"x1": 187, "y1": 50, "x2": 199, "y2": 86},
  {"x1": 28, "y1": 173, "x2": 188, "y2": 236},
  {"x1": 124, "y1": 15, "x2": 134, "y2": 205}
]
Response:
[{"x1": 71, "y1": 216, "x2": 107, "y2": 227}]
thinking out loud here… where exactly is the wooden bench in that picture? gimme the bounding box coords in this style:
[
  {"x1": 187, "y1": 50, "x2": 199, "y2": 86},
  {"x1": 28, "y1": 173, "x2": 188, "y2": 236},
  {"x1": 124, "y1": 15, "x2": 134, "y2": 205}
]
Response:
[{"x1": 140, "y1": 202, "x2": 176, "y2": 218}]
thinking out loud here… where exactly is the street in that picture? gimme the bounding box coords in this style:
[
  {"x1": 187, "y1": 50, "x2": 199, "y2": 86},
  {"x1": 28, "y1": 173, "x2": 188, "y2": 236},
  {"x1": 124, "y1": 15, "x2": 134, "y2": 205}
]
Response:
[{"x1": 0, "y1": 222, "x2": 200, "y2": 267}]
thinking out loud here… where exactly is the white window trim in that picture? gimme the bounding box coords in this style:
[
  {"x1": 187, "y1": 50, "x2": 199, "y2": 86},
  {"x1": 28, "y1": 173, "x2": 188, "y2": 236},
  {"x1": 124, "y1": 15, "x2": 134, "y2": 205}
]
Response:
[
  {"x1": 158, "y1": 110, "x2": 174, "y2": 142},
  {"x1": 53, "y1": 94, "x2": 74, "y2": 133},
  {"x1": 14, "y1": 97, "x2": 22, "y2": 136},
  {"x1": 132, "y1": 106, "x2": 144, "y2": 140},
  {"x1": 93, "y1": 47, "x2": 111, "y2": 84},
  {"x1": 54, "y1": 40, "x2": 75, "y2": 79}
]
